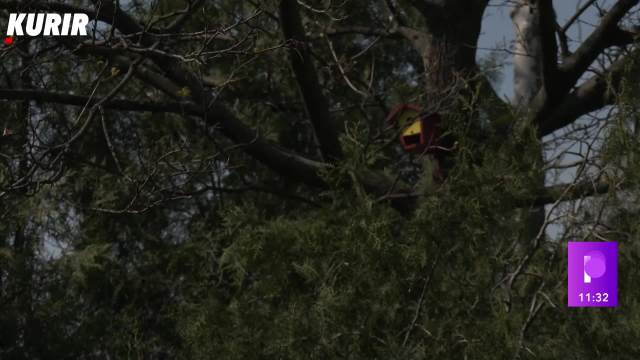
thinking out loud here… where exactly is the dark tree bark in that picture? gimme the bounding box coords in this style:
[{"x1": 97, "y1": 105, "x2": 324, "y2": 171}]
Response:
[{"x1": 403, "y1": 1, "x2": 488, "y2": 112}]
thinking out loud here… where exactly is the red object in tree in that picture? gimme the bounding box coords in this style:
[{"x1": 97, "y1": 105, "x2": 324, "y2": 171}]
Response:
[
  {"x1": 4, "y1": 37, "x2": 14, "y2": 46},
  {"x1": 386, "y1": 104, "x2": 448, "y2": 181},
  {"x1": 385, "y1": 104, "x2": 441, "y2": 153}
]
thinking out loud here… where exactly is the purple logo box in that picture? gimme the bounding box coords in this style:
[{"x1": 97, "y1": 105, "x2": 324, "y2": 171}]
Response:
[{"x1": 568, "y1": 242, "x2": 617, "y2": 307}]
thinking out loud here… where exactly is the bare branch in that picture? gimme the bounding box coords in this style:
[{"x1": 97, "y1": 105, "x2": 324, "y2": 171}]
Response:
[
  {"x1": 538, "y1": 1, "x2": 560, "y2": 95},
  {"x1": 559, "y1": 0, "x2": 639, "y2": 88},
  {"x1": 0, "y1": 89, "x2": 197, "y2": 115},
  {"x1": 561, "y1": 0, "x2": 598, "y2": 33},
  {"x1": 323, "y1": 26, "x2": 399, "y2": 38},
  {"x1": 539, "y1": 47, "x2": 640, "y2": 136},
  {"x1": 532, "y1": 180, "x2": 614, "y2": 207}
]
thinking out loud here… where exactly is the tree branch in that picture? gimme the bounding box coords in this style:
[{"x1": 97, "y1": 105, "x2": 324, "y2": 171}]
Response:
[
  {"x1": 532, "y1": 180, "x2": 613, "y2": 207},
  {"x1": 532, "y1": 0, "x2": 639, "y2": 135},
  {"x1": 210, "y1": 104, "x2": 329, "y2": 187},
  {"x1": 279, "y1": 0, "x2": 343, "y2": 161},
  {"x1": 561, "y1": 0, "x2": 598, "y2": 33},
  {"x1": 322, "y1": 26, "x2": 400, "y2": 38},
  {"x1": 0, "y1": 88, "x2": 329, "y2": 187},
  {"x1": 559, "y1": 0, "x2": 639, "y2": 88},
  {"x1": 538, "y1": 0, "x2": 559, "y2": 96},
  {"x1": 79, "y1": 2, "x2": 333, "y2": 187},
  {"x1": 0, "y1": 89, "x2": 197, "y2": 114},
  {"x1": 539, "y1": 47, "x2": 640, "y2": 136}
]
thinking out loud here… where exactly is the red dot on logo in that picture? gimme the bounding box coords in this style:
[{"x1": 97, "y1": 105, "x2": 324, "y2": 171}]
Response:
[{"x1": 4, "y1": 37, "x2": 14, "y2": 45}]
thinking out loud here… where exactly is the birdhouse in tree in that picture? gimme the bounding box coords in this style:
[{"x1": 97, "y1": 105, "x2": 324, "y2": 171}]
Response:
[{"x1": 386, "y1": 104, "x2": 441, "y2": 153}]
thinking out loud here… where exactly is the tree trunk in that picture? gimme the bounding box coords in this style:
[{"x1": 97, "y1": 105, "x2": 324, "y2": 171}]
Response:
[
  {"x1": 410, "y1": 2, "x2": 486, "y2": 113},
  {"x1": 511, "y1": 1, "x2": 547, "y2": 245},
  {"x1": 512, "y1": 2, "x2": 544, "y2": 109}
]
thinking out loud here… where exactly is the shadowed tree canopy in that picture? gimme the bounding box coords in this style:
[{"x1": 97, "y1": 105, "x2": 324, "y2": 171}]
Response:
[{"x1": 1, "y1": 0, "x2": 640, "y2": 358}]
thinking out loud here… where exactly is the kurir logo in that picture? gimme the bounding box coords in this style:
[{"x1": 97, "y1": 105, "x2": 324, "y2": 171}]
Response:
[{"x1": 5, "y1": 13, "x2": 89, "y2": 45}]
